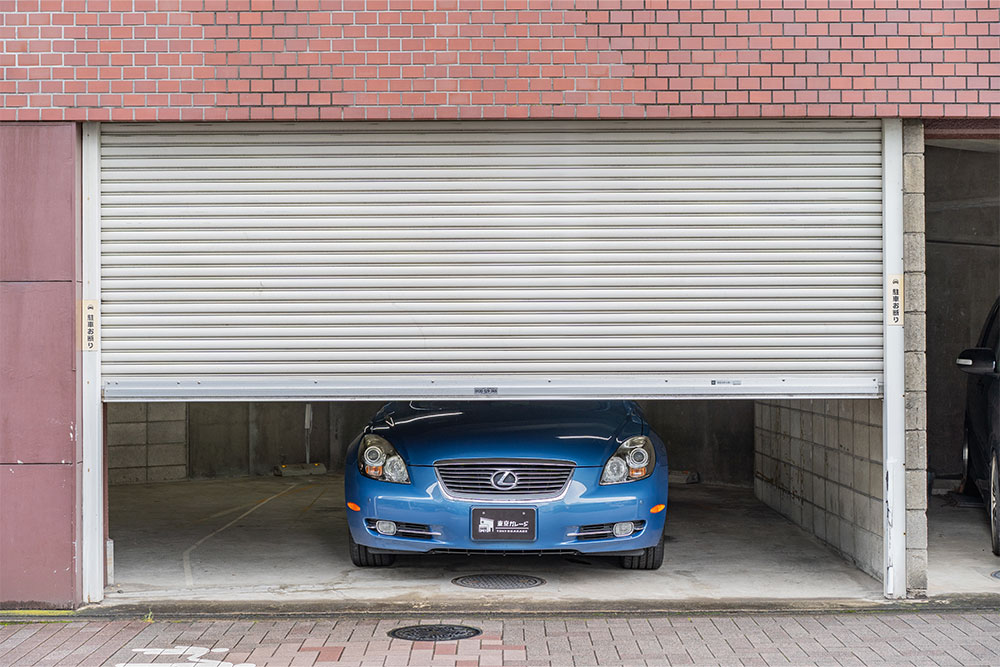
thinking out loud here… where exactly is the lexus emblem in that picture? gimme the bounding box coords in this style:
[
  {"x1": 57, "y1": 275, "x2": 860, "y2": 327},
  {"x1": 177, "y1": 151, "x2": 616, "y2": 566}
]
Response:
[{"x1": 490, "y1": 470, "x2": 518, "y2": 491}]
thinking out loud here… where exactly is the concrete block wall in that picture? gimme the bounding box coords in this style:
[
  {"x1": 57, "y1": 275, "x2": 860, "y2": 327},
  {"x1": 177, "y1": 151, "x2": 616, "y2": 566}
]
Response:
[
  {"x1": 755, "y1": 400, "x2": 884, "y2": 581},
  {"x1": 753, "y1": 120, "x2": 929, "y2": 595},
  {"x1": 902, "y1": 119, "x2": 928, "y2": 595},
  {"x1": 106, "y1": 403, "x2": 187, "y2": 485}
]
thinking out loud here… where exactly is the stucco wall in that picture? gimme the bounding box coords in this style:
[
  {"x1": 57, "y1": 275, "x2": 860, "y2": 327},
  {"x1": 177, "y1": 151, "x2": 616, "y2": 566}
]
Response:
[{"x1": 1, "y1": 3, "x2": 997, "y2": 122}]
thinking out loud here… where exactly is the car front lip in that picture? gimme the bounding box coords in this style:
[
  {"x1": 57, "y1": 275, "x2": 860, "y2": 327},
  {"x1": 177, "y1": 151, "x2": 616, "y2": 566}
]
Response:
[{"x1": 345, "y1": 464, "x2": 668, "y2": 554}]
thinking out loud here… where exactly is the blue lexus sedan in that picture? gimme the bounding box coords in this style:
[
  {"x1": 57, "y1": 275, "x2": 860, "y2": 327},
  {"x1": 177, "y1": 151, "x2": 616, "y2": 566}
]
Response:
[{"x1": 344, "y1": 400, "x2": 669, "y2": 569}]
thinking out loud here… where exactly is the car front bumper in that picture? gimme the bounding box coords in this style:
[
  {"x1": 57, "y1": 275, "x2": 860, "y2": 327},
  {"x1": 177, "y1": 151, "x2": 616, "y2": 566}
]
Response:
[{"x1": 344, "y1": 464, "x2": 668, "y2": 555}]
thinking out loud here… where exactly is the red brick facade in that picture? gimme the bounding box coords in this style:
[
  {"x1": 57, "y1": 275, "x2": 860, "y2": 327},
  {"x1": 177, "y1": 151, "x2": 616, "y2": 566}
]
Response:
[{"x1": 1, "y1": 0, "x2": 998, "y2": 122}]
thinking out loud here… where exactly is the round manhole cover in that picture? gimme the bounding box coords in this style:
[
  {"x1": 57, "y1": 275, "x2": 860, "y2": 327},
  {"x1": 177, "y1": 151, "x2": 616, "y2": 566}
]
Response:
[
  {"x1": 388, "y1": 625, "x2": 482, "y2": 642},
  {"x1": 991, "y1": 570, "x2": 1000, "y2": 581},
  {"x1": 452, "y1": 573, "x2": 546, "y2": 590}
]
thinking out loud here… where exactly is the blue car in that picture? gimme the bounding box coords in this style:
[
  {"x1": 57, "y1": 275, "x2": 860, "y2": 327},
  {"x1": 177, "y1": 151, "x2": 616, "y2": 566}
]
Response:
[{"x1": 344, "y1": 400, "x2": 669, "y2": 570}]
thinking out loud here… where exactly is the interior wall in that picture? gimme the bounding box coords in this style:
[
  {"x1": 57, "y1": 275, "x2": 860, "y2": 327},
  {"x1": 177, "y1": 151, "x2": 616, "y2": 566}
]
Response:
[
  {"x1": 754, "y1": 399, "x2": 884, "y2": 581},
  {"x1": 925, "y1": 144, "x2": 1000, "y2": 477},
  {"x1": 108, "y1": 401, "x2": 384, "y2": 483},
  {"x1": 638, "y1": 400, "x2": 754, "y2": 486},
  {"x1": 106, "y1": 403, "x2": 187, "y2": 484}
]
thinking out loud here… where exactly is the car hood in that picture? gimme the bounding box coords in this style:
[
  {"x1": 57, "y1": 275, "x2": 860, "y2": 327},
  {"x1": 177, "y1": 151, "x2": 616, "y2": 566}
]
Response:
[{"x1": 365, "y1": 401, "x2": 644, "y2": 467}]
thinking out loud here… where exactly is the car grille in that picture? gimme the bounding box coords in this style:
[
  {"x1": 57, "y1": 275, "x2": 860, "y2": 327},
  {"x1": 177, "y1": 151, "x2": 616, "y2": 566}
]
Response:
[{"x1": 435, "y1": 459, "x2": 575, "y2": 498}]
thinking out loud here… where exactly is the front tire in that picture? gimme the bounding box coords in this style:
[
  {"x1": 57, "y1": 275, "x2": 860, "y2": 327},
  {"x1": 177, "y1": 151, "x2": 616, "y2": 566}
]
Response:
[
  {"x1": 348, "y1": 531, "x2": 396, "y2": 567},
  {"x1": 990, "y1": 447, "x2": 1000, "y2": 557},
  {"x1": 621, "y1": 538, "x2": 664, "y2": 570}
]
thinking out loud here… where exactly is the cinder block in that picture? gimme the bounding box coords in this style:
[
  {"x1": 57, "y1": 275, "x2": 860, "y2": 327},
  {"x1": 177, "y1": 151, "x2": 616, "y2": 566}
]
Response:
[
  {"x1": 869, "y1": 399, "x2": 883, "y2": 428},
  {"x1": 838, "y1": 418, "x2": 853, "y2": 452},
  {"x1": 825, "y1": 416, "x2": 837, "y2": 450},
  {"x1": 904, "y1": 311, "x2": 926, "y2": 352},
  {"x1": 903, "y1": 153, "x2": 925, "y2": 194},
  {"x1": 854, "y1": 456, "x2": 870, "y2": 499},
  {"x1": 106, "y1": 422, "x2": 145, "y2": 447},
  {"x1": 905, "y1": 429, "x2": 927, "y2": 469},
  {"x1": 904, "y1": 351, "x2": 927, "y2": 391},
  {"x1": 106, "y1": 403, "x2": 147, "y2": 424},
  {"x1": 869, "y1": 424, "x2": 884, "y2": 463},
  {"x1": 838, "y1": 399, "x2": 853, "y2": 422},
  {"x1": 902, "y1": 119, "x2": 924, "y2": 155},
  {"x1": 903, "y1": 192, "x2": 925, "y2": 233},
  {"x1": 906, "y1": 549, "x2": 928, "y2": 594},
  {"x1": 813, "y1": 414, "x2": 825, "y2": 447},
  {"x1": 148, "y1": 402, "x2": 186, "y2": 422},
  {"x1": 800, "y1": 410, "x2": 814, "y2": 440},
  {"x1": 840, "y1": 451, "x2": 854, "y2": 487},
  {"x1": 148, "y1": 443, "x2": 186, "y2": 467},
  {"x1": 839, "y1": 485, "x2": 854, "y2": 521},
  {"x1": 147, "y1": 420, "x2": 186, "y2": 445},
  {"x1": 870, "y1": 463, "x2": 884, "y2": 500},
  {"x1": 789, "y1": 409, "x2": 801, "y2": 440},
  {"x1": 147, "y1": 465, "x2": 186, "y2": 482},
  {"x1": 904, "y1": 391, "x2": 926, "y2": 431},
  {"x1": 108, "y1": 467, "x2": 146, "y2": 485},
  {"x1": 905, "y1": 469, "x2": 928, "y2": 510},
  {"x1": 903, "y1": 232, "x2": 926, "y2": 273},
  {"x1": 108, "y1": 445, "x2": 145, "y2": 469},
  {"x1": 903, "y1": 268, "x2": 926, "y2": 313},
  {"x1": 906, "y1": 508, "x2": 927, "y2": 549}
]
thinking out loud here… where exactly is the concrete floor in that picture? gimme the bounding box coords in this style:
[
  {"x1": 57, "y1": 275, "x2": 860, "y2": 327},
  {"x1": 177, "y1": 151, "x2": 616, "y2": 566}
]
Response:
[
  {"x1": 927, "y1": 492, "x2": 1000, "y2": 596},
  {"x1": 105, "y1": 475, "x2": 881, "y2": 608}
]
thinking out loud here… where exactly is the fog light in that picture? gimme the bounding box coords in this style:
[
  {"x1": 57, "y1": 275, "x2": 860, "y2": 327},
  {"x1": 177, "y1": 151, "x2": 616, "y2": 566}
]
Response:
[
  {"x1": 375, "y1": 520, "x2": 397, "y2": 536},
  {"x1": 612, "y1": 521, "x2": 635, "y2": 537}
]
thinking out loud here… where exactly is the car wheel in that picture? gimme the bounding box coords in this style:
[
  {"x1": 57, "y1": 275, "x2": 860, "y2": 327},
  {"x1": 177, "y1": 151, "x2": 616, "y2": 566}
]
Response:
[
  {"x1": 620, "y1": 538, "x2": 664, "y2": 570},
  {"x1": 348, "y1": 531, "x2": 396, "y2": 567},
  {"x1": 990, "y1": 447, "x2": 1000, "y2": 557}
]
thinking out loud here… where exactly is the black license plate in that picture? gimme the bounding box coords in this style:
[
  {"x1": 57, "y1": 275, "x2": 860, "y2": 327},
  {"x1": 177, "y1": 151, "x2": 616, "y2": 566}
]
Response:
[{"x1": 472, "y1": 507, "x2": 536, "y2": 541}]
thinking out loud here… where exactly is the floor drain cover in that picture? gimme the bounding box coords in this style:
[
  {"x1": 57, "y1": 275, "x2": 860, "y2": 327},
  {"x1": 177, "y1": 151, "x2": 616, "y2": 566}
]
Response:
[
  {"x1": 991, "y1": 570, "x2": 1000, "y2": 581},
  {"x1": 452, "y1": 573, "x2": 546, "y2": 589},
  {"x1": 388, "y1": 625, "x2": 482, "y2": 642}
]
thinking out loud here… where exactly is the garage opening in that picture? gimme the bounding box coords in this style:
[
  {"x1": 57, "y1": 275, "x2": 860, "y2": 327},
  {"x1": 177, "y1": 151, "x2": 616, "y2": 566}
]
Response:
[
  {"x1": 924, "y1": 126, "x2": 1000, "y2": 595},
  {"x1": 105, "y1": 399, "x2": 882, "y2": 606},
  {"x1": 84, "y1": 118, "x2": 903, "y2": 604}
]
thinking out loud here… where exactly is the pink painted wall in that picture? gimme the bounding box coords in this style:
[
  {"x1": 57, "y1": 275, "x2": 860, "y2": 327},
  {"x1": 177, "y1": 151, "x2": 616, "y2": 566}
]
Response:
[{"x1": 0, "y1": 123, "x2": 82, "y2": 609}]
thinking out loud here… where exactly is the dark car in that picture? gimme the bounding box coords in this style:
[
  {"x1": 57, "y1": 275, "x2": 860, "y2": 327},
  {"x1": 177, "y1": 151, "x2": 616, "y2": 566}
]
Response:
[
  {"x1": 343, "y1": 400, "x2": 669, "y2": 569},
  {"x1": 957, "y1": 296, "x2": 1000, "y2": 556}
]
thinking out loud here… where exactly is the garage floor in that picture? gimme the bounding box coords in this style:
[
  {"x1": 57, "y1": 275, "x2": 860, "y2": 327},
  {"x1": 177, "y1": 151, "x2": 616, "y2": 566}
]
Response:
[
  {"x1": 106, "y1": 475, "x2": 881, "y2": 608},
  {"x1": 927, "y1": 492, "x2": 1000, "y2": 595}
]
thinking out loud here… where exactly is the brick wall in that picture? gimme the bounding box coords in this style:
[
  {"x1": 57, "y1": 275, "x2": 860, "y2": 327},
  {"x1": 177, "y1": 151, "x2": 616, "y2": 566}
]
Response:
[{"x1": 1, "y1": 1, "x2": 998, "y2": 122}]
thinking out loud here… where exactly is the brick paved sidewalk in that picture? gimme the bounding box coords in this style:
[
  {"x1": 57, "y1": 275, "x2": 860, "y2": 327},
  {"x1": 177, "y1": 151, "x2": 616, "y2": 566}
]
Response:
[{"x1": 1, "y1": 612, "x2": 999, "y2": 667}]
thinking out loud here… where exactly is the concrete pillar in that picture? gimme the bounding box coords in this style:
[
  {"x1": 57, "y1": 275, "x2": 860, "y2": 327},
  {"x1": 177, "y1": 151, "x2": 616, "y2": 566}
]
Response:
[
  {"x1": 0, "y1": 124, "x2": 83, "y2": 608},
  {"x1": 902, "y1": 119, "x2": 928, "y2": 596}
]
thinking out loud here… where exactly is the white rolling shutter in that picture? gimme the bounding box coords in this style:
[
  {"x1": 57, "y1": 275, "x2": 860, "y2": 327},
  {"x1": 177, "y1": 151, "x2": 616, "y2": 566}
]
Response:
[{"x1": 98, "y1": 120, "x2": 884, "y2": 400}]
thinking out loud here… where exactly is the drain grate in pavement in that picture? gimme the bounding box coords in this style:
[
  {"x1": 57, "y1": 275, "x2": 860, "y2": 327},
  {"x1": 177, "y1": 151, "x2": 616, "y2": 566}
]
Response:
[
  {"x1": 452, "y1": 573, "x2": 545, "y2": 589},
  {"x1": 388, "y1": 625, "x2": 482, "y2": 642}
]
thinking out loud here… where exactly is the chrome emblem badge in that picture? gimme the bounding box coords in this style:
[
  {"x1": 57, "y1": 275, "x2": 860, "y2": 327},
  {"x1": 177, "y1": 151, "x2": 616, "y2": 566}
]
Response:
[{"x1": 490, "y1": 470, "x2": 518, "y2": 491}]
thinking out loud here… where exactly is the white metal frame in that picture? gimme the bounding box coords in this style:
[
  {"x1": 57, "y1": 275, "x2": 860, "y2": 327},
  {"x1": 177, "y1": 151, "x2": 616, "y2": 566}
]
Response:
[
  {"x1": 81, "y1": 122, "x2": 104, "y2": 603},
  {"x1": 79, "y1": 119, "x2": 908, "y2": 603},
  {"x1": 881, "y1": 119, "x2": 906, "y2": 599}
]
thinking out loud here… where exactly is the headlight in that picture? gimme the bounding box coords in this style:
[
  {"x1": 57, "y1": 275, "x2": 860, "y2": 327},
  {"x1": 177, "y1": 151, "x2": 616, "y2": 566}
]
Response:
[
  {"x1": 600, "y1": 435, "x2": 655, "y2": 485},
  {"x1": 358, "y1": 434, "x2": 410, "y2": 484}
]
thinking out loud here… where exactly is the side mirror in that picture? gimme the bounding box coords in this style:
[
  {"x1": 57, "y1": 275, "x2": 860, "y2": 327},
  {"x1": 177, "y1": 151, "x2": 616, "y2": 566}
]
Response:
[{"x1": 956, "y1": 347, "x2": 997, "y2": 375}]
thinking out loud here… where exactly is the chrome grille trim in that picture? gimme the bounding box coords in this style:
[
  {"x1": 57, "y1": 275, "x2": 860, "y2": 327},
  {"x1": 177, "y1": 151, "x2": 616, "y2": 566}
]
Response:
[{"x1": 435, "y1": 458, "x2": 575, "y2": 499}]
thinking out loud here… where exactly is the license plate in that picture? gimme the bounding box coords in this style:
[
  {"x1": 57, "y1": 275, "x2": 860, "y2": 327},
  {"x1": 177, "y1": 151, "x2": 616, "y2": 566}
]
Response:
[{"x1": 471, "y1": 508, "x2": 536, "y2": 541}]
